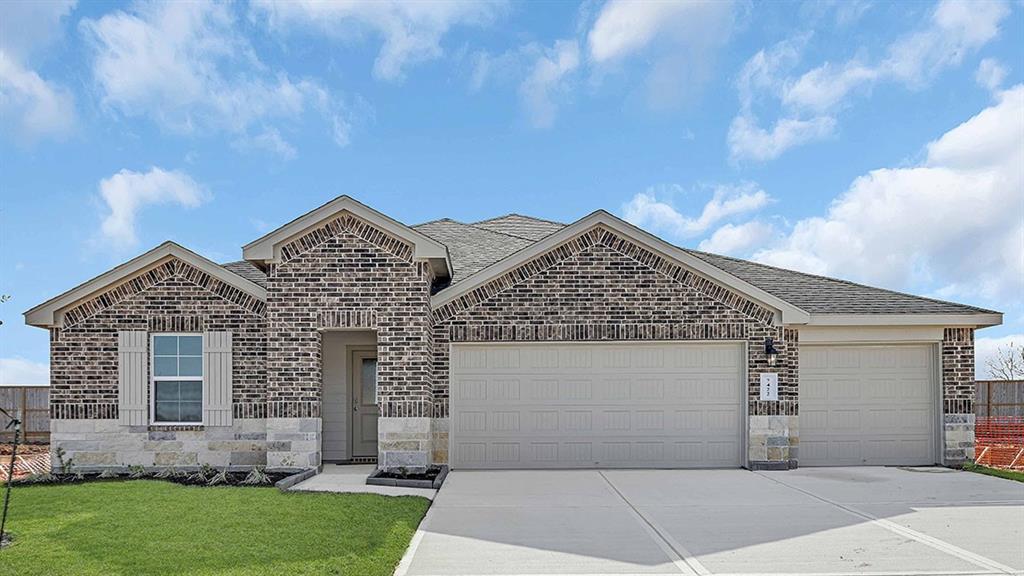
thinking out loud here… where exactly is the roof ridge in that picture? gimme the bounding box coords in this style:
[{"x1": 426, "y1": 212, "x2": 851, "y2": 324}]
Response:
[
  {"x1": 473, "y1": 212, "x2": 566, "y2": 226},
  {"x1": 416, "y1": 218, "x2": 536, "y2": 244},
  {"x1": 411, "y1": 217, "x2": 464, "y2": 227},
  {"x1": 683, "y1": 247, "x2": 998, "y2": 315}
]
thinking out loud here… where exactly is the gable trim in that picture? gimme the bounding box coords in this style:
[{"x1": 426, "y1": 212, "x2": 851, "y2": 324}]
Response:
[
  {"x1": 241, "y1": 195, "x2": 451, "y2": 278},
  {"x1": 24, "y1": 242, "x2": 267, "y2": 329},
  {"x1": 432, "y1": 212, "x2": 809, "y2": 325}
]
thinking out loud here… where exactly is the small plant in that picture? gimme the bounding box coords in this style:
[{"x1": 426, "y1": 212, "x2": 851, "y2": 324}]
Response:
[
  {"x1": 206, "y1": 468, "x2": 231, "y2": 486},
  {"x1": 153, "y1": 467, "x2": 176, "y2": 479},
  {"x1": 128, "y1": 465, "x2": 147, "y2": 479},
  {"x1": 187, "y1": 465, "x2": 211, "y2": 485},
  {"x1": 55, "y1": 446, "x2": 75, "y2": 476},
  {"x1": 240, "y1": 466, "x2": 272, "y2": 486},
  {"x1": 98, "y1": 468, "x2": 121, "y2": 479},
  {"x1": 397, "y1": 466, "x2": 409, "y2": 479}
]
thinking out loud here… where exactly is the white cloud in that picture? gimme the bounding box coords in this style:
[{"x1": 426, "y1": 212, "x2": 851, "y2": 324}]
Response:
[
  {"x1": 587, "y1": 0, "x2": 734, "y2": 63},
  {"x1": 731, "y1": 0, "x2": 1011, "y2": 162},
  {"x1": 232, "y1": 128, "x2": 297, "y2": 160},
  {"x1": 976, "y1": 334, "x2": 1024, "y2": 379},
  {"x1": 0, "y1": 0, "x2": 77, "y2": 142},
  {"x1": 251, "y1": 0, "x2": 505, "y2": 82},
  {"x1": 728, "y1": 114, "x2": 835, "y2": 163},
  {"x1": 0, "y1": 0, "x2": 77, "y2": 61},
  {"x1": 753, "y1": 85, "x2": 1024, "y2": 303},
  {"x1": 976, "y1": 58, "x2": 1008, "y2": 92},
  {"x1": 587, "y1": 0, "x2": 737, "y2": 108},
  {"x1": 98, "y1": 167, "x2": 208, "y2": 248},
  {"x1": 623, "y1": 183, "x2": 771, "y2": 239},
  {"x1": 520, "y1": 40, "x2": 580, "y2": 128},
  {"x1": 698, "y1": 220, "x2": 776, "y2": 256},
  {"x1": 0, "y1": 52, "x2": 76, "y2": 141},
  {"x1": 0, "y1": 358, "x2": 49, "y2": 385},
  {"x1": 81, "y1": 1, "x2": 351, "y2": 156}
]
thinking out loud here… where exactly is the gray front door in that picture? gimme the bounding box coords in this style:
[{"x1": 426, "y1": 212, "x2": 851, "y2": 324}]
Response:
[{"x1": 351, "y1": 351, "x2": 379, "y2": 458}]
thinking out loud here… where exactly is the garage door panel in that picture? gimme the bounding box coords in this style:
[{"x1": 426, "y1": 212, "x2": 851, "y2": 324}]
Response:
[
  {"x1": 451, "y1": 342, "x2": 744, "y2": 469},
  {"x1": 800, "y1": 345, "x2": 936, "y2": 466}
]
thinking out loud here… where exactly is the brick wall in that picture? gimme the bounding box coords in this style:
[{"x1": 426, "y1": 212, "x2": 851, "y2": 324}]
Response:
[
  {"x1": 265, "y1": 212, "x2": 435, "y2": 419},
  {"x1": 49, "y1": 257, "x2": 267, "y2": 420},
  {"x1": 432, "y1": 225, "x2": 794, "y2": 421},
  {"x1": 942, "y1": 327, "x2": 975, "y2": 414}
]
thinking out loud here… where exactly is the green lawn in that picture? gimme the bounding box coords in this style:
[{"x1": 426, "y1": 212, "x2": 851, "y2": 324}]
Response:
[
  {"x1": 0, "y1": 480, "x2": 430, "y2": 576},
  {"x1": 962, "y1": 462, "x2": 1024, "y2": 483}
]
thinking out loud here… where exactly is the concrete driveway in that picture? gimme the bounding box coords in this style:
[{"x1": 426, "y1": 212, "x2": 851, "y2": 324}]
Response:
[{"x1": 396, "y1": 467, "x2": 1024, "y2": 576}]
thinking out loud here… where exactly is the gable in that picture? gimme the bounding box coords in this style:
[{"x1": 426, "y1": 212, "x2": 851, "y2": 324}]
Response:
[
  {"x1": 242, "y1": 195, "x2": 451, "y2": 279},
  {"x1": 433, "y1": 212, "x2": 807, "y2": 325},
  {"x1": 25, "y1": 242, "x2": 266, "y2": 329},
  {"x1": 434, "y1": 224, "x2": 779, "y2": 326}
]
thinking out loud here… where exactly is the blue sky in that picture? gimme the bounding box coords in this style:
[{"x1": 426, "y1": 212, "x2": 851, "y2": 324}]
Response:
[{"x1": 1, "y1": 0, "x2": 1022, "y2": 383}]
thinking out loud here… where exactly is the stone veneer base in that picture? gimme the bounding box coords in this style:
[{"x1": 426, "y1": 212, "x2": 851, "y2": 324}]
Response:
[
  {"x1": 378, "y1": 416, "x2": 431, "y2": 470},
  {"x1": 748, "y1": 414, "x2": 799, "y2": 465},
  {"x1": 943, "y1": 413, "x2": 975, "y2": 464},
  {"x1": 266, "y1": 417, "x2": 321, "y2": 470},
  {"x1": 50, "y1": 418, "x2": 268, "y2": 471}
]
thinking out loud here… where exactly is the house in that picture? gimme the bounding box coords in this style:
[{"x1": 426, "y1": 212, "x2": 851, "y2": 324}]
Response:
[{"x1": 24, "y1": 196, "x2": 1000, "y2": 472}]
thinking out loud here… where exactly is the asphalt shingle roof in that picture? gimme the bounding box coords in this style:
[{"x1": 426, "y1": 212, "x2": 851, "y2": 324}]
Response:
[
  {"x1": 412, "y1": 219, "x2": 534, "y2": 283},
  {"x1": 217, "y1": 213, "x2": 994, "y2": 316},
  {"x1": 472, "y1": 214, "x2": 565, "y2": 241},
  {"x1": 221, "y1": 261, "x2": 267, "y2": 288}
]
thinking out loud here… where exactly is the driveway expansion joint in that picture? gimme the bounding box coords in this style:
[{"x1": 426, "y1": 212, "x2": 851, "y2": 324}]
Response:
[
  {"x1": 598, "y1": 471, "x2": 709, "y2": 576},
  {"x1": 753, "y1": 471, "x2": 1018, "y2": 576}
]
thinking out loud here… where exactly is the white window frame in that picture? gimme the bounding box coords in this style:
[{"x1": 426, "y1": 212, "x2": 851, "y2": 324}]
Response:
[{"x1": 150, "y1": 333, "x2": 205, "y2": 426}]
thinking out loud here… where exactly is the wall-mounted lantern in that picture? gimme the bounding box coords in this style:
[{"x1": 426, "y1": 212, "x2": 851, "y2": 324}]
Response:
[{"x1": 764, "y1": 338, "x2": 779, "y2": 367}]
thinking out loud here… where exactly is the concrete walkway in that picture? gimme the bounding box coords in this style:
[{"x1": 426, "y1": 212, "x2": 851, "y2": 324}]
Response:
[
  {"x1": 397, "y1": 467, "x2": 1024, "y2": 576},
  {"x1": 289, "y1": 464, "x2": 437, "y2": 500}
]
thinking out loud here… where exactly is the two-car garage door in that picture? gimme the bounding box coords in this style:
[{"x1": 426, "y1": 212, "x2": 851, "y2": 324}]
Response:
[{"x1": 449, "y1": 342, "x2": 745, "y2": 469}]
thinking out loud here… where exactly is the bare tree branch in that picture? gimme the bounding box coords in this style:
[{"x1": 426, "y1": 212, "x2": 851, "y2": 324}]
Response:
[{"x1": 986, "y1": 342, "x2": 1024, "y2": 380}]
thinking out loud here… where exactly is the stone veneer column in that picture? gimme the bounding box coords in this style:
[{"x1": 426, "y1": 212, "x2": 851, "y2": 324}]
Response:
[{"x1": 942, "y1": 328, "x2": 975, "y2": 464}]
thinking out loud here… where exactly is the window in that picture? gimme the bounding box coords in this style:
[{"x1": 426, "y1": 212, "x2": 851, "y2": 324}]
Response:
[{"x1": 152, "y1": 334, "x2": 203, "y2": 424}]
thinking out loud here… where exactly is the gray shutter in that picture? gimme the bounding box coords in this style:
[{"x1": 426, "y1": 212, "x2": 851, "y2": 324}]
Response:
[
  {"x1": 117, "y1": 330, "x2": 148, "y2": 426},
  {"x1": 203, "y1": 331, "x2": 233, "y2": 427}
]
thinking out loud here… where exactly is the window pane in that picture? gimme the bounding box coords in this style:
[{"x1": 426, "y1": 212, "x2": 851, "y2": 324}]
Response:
[
  {"x1": 153, "y1": 336, "x2": 177, "y2": 356},
  {"x1": 179, "y1": 336, "x2": 202, "y2": 356},
  {"x1": 155, "y1": 381, "x2": 179, "y2": 401},
  {"x1": 361, "y1": 358, "x2": 377, "y2": 404},
  {"x1": 154, "y1": 401, "x2": 179, "y2": 422},
  {"x1": 179, "y1": 356, "x2": 203, "y2": 377},
  {"x1": 179, "y1": 381, "x2": 203, "y2": 401},
  {"x1": 154, "y1": 356, "x2": 178, "y2": 377},
  {"x1": 179, "y1": 402, "x2": 202, "y2": 422}
]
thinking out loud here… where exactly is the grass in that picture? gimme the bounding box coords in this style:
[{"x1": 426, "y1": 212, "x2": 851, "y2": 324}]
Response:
[
  {"x1": 0, "y1": 480, "x2": 430, "y2": 576},
  {"x1": 962, "y1": 462, "x2": 1024, "y2": 483}
]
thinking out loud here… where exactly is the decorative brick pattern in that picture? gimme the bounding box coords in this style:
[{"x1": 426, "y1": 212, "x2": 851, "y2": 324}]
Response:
[
  {"x1": 62, "y1": 258, "x2": 265, "y2": 329},
  {"x1": 942, "y1": 328, "x2": 975, "y2": 414},
  {"x1": 49, "y1": 257, "x2": 267, "y2": 419}
]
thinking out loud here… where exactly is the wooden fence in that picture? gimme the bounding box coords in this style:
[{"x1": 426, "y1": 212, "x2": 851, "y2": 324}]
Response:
[
  {"x1": 976, "y1": 380, "x2": 1024, "y2": 418},
  {"x1": 0, "y1": 385, "x2": 50, "y2": 443}
]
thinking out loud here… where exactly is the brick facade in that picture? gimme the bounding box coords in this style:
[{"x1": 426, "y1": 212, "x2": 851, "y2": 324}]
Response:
[
  {"x1": 430, "y1": 225, "x2": 798, "y2": 467},
  {"x1": 43, "y1": 211, "x2": 984, "y2": 472},
  {"x1": 263, "y1": 212, "x2": 434, "y2": 467},
  {"x1": 50, "y1": 257, "x2": 267, "y2": 420}
]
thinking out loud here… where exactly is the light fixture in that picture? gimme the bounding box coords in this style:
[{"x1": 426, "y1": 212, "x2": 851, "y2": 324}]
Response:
[{"x1": 764, "y1": 338, "x2": 779, "y2": 367}]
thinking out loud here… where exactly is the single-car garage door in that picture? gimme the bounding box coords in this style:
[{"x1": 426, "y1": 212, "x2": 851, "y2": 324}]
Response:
[
  {"x1": 449, "y1": 342, "x2": 745, "y2": 469},
  {"x1": 799, "y1": 345, "x2": 938, "y2": 466}
]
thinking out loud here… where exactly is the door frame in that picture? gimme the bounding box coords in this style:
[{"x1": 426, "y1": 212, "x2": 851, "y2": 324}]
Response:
[
  {"x1": 349, "y1": 346, "x2": 378, "y2": 459},
  {"x1": 448, "y1": 340, "x2": 748, "y2": 470}
]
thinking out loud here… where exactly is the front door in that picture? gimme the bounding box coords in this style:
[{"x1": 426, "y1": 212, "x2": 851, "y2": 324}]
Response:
[{"x1": 351, "y1": 350, "x2": 379, "y2": 458}]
